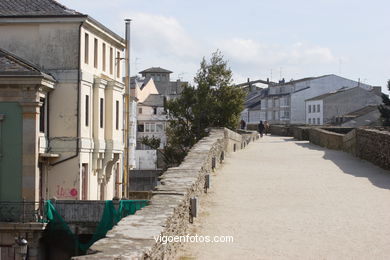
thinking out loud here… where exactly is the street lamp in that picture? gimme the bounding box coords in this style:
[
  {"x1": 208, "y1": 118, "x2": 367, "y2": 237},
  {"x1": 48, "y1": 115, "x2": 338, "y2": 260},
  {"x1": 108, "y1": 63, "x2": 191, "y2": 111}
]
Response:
[{"x1": 15, "y1": 237, "x2": 28, "y2": 260}]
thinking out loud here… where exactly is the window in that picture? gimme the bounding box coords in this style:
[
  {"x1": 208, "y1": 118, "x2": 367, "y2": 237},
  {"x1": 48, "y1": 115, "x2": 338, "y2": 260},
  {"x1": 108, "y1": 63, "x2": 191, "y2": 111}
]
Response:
[
  {"x1": 317, "y1": 118, "x2": 320, "y2": 125},
  {"x1": 308, "y1": 105, "x2": 311, "y2": 113},
  {"x1": 153, "y1": 107, "x2": 157, "y2": 115},
  {"x1": 84, "y1": 33, "x2": 89, "y2": 64},
  {"x1": 39, "y1": 98, "x2": 45, "y2": 133},
  {"x1": 145, "y1": 123, "x2": 150, "y2": 132},
  {"x1": 109, "y1": 47, "x2": 113, "y2": 74},
  {"x1": 115, "y1": 100, "x2": 119, "y2": 130},
  {"x1": 156, "y1": 124, "x2": 163, "y2": 133},
  {"x1": 85, "y1": 95, "x2": 89, "y2": 126},
  {"x1": 116, "y1": 51, "x2": 120, "y2": 77},
  {"x1": 138, "y1": 108, "x2": 142, "y2": 114},
  {"x1": 308, "y1": 118, "x2": 311, "y2": 124},
  {"x1": 317, "y1": 104, "x2": 320, "y2": 113},
  {"x1": 81, "y1": 163, "x2": 88, "y2": 200},
  {"x1": 313, "y1": 105, "x2": 316, "y2": 113},
  {"x1": 137, "y1": 124, "x2": 144, "y2": 132},
  {"x1": 94, "y1": 38, "x2": 98, "y2": 69},
  {"x1": 114, "y1": 163, "x2": 120, "y2": 198},
  {"x1": 102, "y1": 43, "x2": 106, "y2": 72},
  {"x1": 100, "y1": 98, "x2": 104, "y2": 128}
]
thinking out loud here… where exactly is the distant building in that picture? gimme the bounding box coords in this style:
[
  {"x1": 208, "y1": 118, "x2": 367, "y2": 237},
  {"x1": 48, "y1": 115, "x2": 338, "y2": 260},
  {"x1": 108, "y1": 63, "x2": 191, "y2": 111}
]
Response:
[
  {"x1": 130, "y1": 76, "x2": 168, "y2": 169},
  {"x1": 241, "y1": 74, "x2": 374, "y2": 125},
  {"x1": 139, "y1": 67, "x2": 187, "y2": 100},
  {"x1": 305, "y1": 86, "x2": 382, "y2": 126}
]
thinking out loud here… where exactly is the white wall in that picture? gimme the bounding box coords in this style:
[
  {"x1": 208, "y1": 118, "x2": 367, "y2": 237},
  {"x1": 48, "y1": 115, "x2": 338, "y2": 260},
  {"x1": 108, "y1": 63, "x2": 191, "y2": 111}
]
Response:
[
  {"x1": 306, "y1": 100, "x2": 323, "y2": 125},
  {"x1": 135, "y1": 150, "x2": 157, "y2": 169},
  {"x1": 290, "y1": 75, "x2": 370, "y2": 124}
]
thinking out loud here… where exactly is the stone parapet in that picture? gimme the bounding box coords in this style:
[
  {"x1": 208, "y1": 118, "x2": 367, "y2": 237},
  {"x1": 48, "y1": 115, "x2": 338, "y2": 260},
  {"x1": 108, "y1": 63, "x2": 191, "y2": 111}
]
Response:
[
  {"x1": 73, "y1": 128, "x2": 258, "y2": 260},
  {"x1": 270, "y1": 125, "x2": 390, "y2": 171},
  {"x1": 355, "y1": 128, "x2": 390, "y2": 170}
]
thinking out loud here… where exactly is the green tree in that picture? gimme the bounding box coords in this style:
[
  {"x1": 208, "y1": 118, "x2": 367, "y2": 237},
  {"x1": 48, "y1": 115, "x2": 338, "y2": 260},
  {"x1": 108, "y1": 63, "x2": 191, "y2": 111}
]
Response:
[
  {"x1": 164, "y1": 50, "x2": 245, "y2": 166},
  {"x1": 378, "y1": 80, "x2": 390, "y2": 126},
  {"x1": 140, "y1": 136, "x2": 161, "y2": 150}
]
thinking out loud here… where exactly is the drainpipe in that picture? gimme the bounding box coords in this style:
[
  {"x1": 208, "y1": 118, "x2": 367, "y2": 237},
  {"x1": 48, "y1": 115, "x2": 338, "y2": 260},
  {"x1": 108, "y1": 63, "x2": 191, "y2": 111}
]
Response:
[
  {"x1": 50, "y1": 22, "x2": 83, "y2": 166},
  {"x1": 123, "y1": 19, "x2": 132, "y2": 197}
]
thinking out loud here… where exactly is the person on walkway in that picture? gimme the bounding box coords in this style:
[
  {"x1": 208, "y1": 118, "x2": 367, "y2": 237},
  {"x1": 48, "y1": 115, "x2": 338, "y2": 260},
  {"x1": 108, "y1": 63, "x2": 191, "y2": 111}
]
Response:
[
  {"x1": 240, "y1": 119, "x2": 246, "y2": 130},
  {"x1": 258, "y1": 120, "x2": 265, "y2": 137},
  {"x1": 264, "y1": 121, "x2": 270, "y2": 135}
]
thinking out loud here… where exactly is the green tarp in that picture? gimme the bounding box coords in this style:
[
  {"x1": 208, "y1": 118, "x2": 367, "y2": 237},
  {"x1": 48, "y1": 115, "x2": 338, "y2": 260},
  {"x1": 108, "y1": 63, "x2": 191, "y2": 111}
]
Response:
[{"x1": 45, "y1": 200, "x2": 148, "y2": 253}]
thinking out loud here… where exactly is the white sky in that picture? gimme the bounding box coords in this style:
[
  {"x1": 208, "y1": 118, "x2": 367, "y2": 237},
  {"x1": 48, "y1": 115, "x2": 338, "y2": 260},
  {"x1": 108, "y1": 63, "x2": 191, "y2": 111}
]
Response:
[{"x1": 61, "y1": 0, "x2": 389, "y2": 92}]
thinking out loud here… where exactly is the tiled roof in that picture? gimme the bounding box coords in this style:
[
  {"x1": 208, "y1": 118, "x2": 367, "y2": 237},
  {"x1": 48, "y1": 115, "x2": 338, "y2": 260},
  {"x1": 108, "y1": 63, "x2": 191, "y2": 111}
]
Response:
[
  {"x1": 0, "y1": 48, "x2": 55, "y2": 80},
  {"x1": 343, "y1": 105, "x2": 378, "y2": 118},
  {"x1": 306, "y1": 87, "x2": 354, "y2": 101},
  {"x1": 0, "y1": 0, "x2": 84, "y2": 17},
  {"x1": 139, "y1": 67, "x2": 173, "y2": 74},
  {"x1": 140, "y1": 94, "x2": 165, "y2": 107}
]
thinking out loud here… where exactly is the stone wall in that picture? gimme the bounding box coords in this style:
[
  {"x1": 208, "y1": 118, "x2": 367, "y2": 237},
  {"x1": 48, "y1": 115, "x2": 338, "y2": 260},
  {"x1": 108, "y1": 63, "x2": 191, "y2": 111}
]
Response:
[
  {"x1": 355, "y1": 128, "x2": 390, "y2": 170},
  {"x1": 270, "y1": 125, "x2": 390, "y2": 171},
  {"x1": 73, "y1": 128, "x2": 258, "y2": 260},
  {"x1": 308, "y1": 128, "x2": 345, "y2": 150}
]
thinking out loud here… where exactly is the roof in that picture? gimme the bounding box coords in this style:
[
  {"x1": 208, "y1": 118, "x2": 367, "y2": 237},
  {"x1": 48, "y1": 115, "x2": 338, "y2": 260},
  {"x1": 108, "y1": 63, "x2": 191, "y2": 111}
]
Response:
[
  {"x1": 0, "y1": 48, "x2": 55, "y2": 81},
  {"x1": 276, "y1": 74, "x2": 333, "y2": 86},
  {"x1": 139, "y1": 67, "x2": 173, "y2": 74},
  {"x1": 140, "y1": 94, "x2": 165, "y2": 107},
  {"x1": 0, "y1": 1, "x2": 125, "y2": 45},
  {"x1": 343, "y1": 105, "x2": 378, "y2": 118},
  {"x1": 0, "y1": 0, "x2": 84, "y2": 17},
  {"x1": 306, "y1": 87, "x2": 354, "y2": 101}
]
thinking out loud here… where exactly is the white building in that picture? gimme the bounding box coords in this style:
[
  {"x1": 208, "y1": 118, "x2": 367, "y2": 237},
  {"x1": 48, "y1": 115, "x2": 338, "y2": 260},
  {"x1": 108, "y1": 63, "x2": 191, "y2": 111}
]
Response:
[
  {"x1": 259, "y1": 75, "x2": 372, "y2": 124},
  {"x1": 0, "y1": 0, "x2": 132, "y2": 200},
  {"x1": 305, "y1": 86, "x2": 382, "y2": 126},
  {"x1": 131, "y1": 76, "x2": 168, "y2": 169}
]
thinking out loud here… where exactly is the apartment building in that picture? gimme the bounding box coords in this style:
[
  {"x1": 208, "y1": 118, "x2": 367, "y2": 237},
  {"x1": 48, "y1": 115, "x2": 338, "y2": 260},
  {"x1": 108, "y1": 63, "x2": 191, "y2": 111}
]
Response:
[{"x1": 0, "y1": 0, "x2": 130, "y2": 201}]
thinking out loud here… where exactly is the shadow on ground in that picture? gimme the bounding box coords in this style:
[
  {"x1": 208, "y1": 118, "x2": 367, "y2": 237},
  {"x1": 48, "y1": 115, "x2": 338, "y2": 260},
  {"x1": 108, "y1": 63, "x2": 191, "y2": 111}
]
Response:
[{"x1": 285, "y1": 137, "x2": 390, "y2": 190}]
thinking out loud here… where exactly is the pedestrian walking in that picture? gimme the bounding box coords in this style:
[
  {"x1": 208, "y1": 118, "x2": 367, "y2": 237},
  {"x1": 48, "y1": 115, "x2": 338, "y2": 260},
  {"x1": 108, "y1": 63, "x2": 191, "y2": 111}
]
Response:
[
  {"x1": 264, "y1": 121, "x2": 270, "y2": 135},
  {"x1": 240, "y1": 119, "x2": 246, "y2": 130},
  {"x1": 258, "y1": 120, "x2": 265, "y2": 137}
]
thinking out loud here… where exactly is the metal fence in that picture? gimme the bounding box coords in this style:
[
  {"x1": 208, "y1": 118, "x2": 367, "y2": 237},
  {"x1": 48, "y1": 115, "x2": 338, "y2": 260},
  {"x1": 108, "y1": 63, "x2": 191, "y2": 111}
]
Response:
[
  {"x1": 0, "y1": 200, "x2": 147, "y2": 224},
  {"x1": 0, "y1": 201, "x2": 44, "y2": 222},
  {"x1": 51, "y1": 200, "x2": 107, "y2": 223}
]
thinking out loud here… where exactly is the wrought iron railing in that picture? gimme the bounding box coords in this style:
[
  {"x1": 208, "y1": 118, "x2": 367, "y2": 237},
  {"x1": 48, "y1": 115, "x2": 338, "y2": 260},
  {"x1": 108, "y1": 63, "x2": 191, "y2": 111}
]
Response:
[
  {"x1": 0, "y1": 200, "x2": 148, "y2": 224},
  {"x1": 0, "y1": 200, "x2": 44, "y2": 222}
]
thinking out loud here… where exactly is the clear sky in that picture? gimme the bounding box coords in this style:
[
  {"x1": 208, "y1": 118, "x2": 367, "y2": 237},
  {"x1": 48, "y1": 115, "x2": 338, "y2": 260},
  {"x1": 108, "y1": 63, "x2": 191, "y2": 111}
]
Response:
[{"x1": 61, "y1": 0, "x2": 389, "y2": 92}]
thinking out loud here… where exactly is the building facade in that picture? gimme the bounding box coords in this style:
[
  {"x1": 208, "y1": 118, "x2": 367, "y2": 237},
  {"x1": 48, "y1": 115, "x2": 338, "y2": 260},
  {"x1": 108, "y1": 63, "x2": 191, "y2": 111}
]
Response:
[
  {"x1": 0, "y1": 0, "x2": 128, "y2": 201},
  {"x1": 0, "y1": 49, "x2": 56, "y2": 202},
  {"x1": 139, "y1": 67, "x2": 187, "y2": 100},
  {"x1": 305, "y1": 86, "x2": 382, "y2": 126},
  {"x1": 241, "y1": 75, "x2": 373, "y2": 125}
]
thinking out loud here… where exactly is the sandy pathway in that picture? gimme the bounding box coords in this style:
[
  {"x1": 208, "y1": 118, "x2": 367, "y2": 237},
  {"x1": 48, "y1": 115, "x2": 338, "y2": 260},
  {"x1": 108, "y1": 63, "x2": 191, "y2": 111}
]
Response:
[{"x1": 177, "y1": 136, "x2": 390, "y2": 260}]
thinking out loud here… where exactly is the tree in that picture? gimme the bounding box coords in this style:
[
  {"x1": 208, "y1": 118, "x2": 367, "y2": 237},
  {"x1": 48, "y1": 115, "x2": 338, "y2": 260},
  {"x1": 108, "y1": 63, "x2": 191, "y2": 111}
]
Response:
[
  {"x1": 164, "y1": 50, "x2": 245, "y2": 165},
  {"x1": 140, "y1": 136, "x2": 161, "y2": 150},
  {"x1": 378, "y1": 80, "x2": 390, "y2": 126}
]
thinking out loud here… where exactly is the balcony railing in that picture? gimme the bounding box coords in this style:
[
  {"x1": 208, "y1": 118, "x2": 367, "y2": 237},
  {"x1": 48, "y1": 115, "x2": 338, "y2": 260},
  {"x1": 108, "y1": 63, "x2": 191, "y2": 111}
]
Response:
[
  {"x1": 0, "y1": 201, "x2": 44, "y2": 223},
  {"x1": 0, "y1": 200, "x2": 148, "y2": 224}
]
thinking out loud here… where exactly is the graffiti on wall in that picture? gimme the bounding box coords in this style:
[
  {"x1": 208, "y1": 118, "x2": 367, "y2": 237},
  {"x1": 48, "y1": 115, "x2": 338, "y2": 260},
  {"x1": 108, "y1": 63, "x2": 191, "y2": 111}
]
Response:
[{"x1": 56, "y1": 185, "x2": 78, "y2": 198}]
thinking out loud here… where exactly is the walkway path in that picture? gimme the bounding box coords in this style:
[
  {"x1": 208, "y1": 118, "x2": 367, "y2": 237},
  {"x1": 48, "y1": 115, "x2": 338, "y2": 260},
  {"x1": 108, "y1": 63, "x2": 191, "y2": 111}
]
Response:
[{"x1": 177, "y1": 136, "x2": 390, "y2": 260}]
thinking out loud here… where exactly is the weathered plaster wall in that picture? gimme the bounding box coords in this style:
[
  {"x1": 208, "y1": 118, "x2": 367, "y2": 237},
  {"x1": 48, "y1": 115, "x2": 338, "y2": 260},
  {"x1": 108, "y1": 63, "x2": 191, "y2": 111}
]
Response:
[{"x1": 73, "y1": 128, "x2": 258, "y2": 260}]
